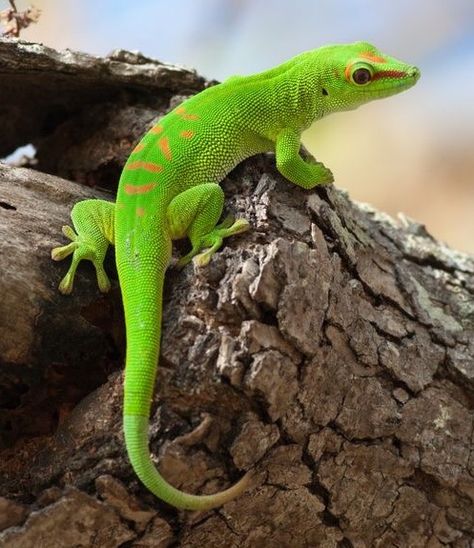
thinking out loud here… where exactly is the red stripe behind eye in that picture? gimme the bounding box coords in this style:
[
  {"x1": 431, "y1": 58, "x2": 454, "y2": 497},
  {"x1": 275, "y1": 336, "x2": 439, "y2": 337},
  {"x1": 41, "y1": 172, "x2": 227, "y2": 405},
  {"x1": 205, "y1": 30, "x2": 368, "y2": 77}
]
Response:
[{"x1": 372, "y1": 70, "x2": 407, "y2": 81}]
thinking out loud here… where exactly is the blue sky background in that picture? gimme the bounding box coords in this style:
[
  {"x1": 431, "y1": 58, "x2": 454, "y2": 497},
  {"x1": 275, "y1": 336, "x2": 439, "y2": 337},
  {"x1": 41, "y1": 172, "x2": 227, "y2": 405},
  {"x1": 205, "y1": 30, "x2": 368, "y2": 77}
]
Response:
[
  {"x1": 25, "y1": 1, "x2": 474, "y2": 78},
  {"x1": 21, "y1": 0, "x2": 474, "y2": 252}
]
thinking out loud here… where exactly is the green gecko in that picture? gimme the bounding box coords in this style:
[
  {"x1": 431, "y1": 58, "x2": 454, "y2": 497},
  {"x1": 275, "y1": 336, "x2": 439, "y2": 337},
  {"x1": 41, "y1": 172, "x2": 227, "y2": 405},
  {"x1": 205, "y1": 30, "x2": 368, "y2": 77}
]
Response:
[{"x1": 51, "y1": 42, "x2": 419, "y2": 510}]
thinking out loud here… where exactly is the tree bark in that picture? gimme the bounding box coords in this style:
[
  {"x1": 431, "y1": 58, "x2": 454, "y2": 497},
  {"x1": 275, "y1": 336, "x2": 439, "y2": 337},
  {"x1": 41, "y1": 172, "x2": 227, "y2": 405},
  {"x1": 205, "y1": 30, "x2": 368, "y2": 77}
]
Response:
[{"x1": 0, "y1": 39, "x2": 473, "y2": 547}]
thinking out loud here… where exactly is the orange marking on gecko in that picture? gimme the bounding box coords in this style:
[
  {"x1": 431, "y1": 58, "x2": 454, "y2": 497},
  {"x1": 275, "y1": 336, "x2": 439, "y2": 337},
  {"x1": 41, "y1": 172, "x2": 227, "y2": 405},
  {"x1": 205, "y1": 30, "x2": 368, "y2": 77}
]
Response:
[
  {"x1": 372, "y1": 70, "x2": 407, "y2": 81},
  {"x1": 124, "y1": 183, "x2": 156, "y2": 195},
  {"x1": 175, "y1": 106, "x2": 200, "y2": 121},
  {"x1": 136, "y1": 206, "x2": 145, "y2": 217},
  {"x1": 360, "y1": 51, "x2": 386, "y2": 64},
  {"x1": 180, "y1": 129, "x2": 195, "y2": 139},
  {"x1": 158, "y1": 136, "x2": 172, "y2": 161},
  {"x1": 132, "y1": 143, "x2": 145, "y2": 154},
  {"x1": 150, "y1": 125, "x2": 164, "y2": 134},
  {"x1": 344, "y1": 63, "x2": 353, "y2": 81},
  {"x1": 126, "y1": 161, "x2": 163, "y2": 173}
]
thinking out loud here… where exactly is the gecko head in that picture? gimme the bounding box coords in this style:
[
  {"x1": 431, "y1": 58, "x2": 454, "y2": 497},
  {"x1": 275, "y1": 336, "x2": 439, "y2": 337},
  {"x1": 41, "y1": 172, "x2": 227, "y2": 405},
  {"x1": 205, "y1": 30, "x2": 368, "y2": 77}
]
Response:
[{"x1": 311, "y1": 41, "x2": 420, "y2": 114}]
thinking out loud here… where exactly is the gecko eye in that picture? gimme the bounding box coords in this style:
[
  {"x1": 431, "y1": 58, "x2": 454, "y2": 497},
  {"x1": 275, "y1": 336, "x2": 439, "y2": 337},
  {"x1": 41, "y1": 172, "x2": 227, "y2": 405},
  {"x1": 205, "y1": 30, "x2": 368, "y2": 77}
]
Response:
[{"x1": 352, "y1": 67, "x2": 372, "y2": 85}]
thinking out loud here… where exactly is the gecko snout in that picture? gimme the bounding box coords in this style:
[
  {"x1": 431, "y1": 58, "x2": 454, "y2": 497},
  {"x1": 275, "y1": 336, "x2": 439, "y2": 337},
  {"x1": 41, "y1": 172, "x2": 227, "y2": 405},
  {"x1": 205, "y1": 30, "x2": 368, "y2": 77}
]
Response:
[{"x1": 408, "y1": 66, "x2": 421, "y2": 81}]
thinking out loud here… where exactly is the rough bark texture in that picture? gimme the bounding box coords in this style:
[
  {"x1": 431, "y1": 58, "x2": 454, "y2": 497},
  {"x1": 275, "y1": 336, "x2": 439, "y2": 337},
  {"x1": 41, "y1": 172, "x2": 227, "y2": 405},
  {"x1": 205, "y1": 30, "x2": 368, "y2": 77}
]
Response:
[{"x1": 0, "y1": 39, "x2": 473, "y2": 547}]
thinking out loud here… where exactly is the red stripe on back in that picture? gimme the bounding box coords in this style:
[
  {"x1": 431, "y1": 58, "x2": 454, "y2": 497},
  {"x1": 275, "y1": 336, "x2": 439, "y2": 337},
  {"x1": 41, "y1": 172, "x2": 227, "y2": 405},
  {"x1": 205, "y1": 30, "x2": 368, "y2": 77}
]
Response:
[
  {"x1": 124, "y1": 183, "x2": 156, "y2": 195},
  {"x1": 132, "y1": 143, "x2": 145, "y2": 154},
  {"x1": 158, "y1": 137, "x2": 172, "y2": 161},
  {"x1": 175, "y1": 106, "x2": 199, "y2": 121},
  {"x1": 126, "y1": 161, "x2": 163, "y2": 173},
  {"x1": 150, "y1": 125, "x2": 164, "y2": 134}
]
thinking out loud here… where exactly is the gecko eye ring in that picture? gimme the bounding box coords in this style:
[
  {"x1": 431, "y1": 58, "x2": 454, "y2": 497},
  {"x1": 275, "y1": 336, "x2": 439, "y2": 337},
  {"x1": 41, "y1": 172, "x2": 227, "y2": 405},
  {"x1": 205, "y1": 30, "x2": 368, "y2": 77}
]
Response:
[{"x1": 352, "y1": 67, "x2": 372, "y2": 85}]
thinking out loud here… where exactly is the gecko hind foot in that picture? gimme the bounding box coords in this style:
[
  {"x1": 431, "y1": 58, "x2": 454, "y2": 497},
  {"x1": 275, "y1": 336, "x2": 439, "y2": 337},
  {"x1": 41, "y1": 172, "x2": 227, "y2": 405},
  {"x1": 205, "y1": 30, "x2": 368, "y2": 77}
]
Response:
[
  {"x1": 176, "y1": 217, "x2": 250, "y2": 269},
  {"x1": 215, "y1": 213, "x2": 235, "y2": 230},
  {"x1": 52, "y1": 226, "x2": 111, "y2": 295},
  {"x1": 51, "y1": 226, "x2": 79, "y2": 261}
]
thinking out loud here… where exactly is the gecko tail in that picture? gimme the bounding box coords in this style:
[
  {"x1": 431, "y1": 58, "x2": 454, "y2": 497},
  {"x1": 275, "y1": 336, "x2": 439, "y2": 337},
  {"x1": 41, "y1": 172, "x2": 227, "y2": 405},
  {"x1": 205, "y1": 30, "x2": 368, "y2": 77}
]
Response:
[
  {"x1": 118, "y1": 258, "x2": 251, "y2": 510},
  {"x1": 123, "y1": 414, "x2": 252, "y2": 510}
]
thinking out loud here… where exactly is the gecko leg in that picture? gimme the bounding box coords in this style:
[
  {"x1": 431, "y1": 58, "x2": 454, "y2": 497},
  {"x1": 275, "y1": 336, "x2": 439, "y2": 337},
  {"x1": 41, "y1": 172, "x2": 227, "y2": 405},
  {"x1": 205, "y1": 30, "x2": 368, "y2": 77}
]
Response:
[
  {"x1": 51, "y1": 199, "x2": 115, "y2": 294},
  {"x1": 275, "y1": 128, "x2": 334, "y2": 188},
  {"x1": 166, "y1": 183, "x2": 250, "y2": 268}
]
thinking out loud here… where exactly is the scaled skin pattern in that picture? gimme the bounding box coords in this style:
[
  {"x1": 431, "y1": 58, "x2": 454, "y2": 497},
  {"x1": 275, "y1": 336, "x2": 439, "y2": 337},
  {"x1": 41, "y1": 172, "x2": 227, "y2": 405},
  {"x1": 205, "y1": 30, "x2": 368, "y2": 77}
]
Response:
[{"x1": 52, "y1": 42, "x2": 420, "y2": 510}]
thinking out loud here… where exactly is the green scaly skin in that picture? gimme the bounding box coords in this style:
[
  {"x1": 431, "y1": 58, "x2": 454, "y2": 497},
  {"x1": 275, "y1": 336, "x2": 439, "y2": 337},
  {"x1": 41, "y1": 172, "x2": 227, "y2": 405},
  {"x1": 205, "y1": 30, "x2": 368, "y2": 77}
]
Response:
[{"x1": 52, "y1": 42, "x2": 420, "y2": 510}]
